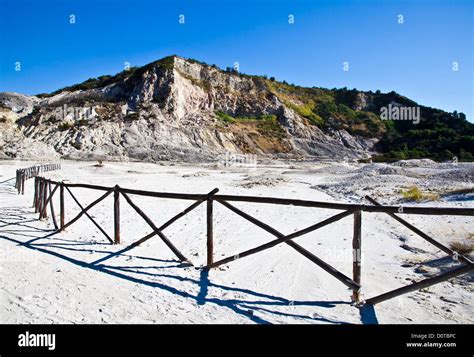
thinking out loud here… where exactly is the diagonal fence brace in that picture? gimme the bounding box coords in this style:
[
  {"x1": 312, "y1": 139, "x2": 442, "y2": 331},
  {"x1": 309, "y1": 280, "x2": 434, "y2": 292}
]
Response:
[
  {"x1": 59, "y1": 187, "x2": 115, "y2": 232},
  {"x1": 120, "y1": 190, "x2": 190, "y2": 262},
  {"x1": 211, "y1": 199, "x2": 361, "y2": 291},
  {"x1": 365, "y1": 262, "x2": 474, "y2": 305},
  {"x1": 90, "y1": 188, "x2": 219, "y2": 266},
  {"x1": 366, "y1": 196, "x2": 472, "y2": 264},
  {"x1": 65, "y1": 186, "x2": 114, "y2": 244}
]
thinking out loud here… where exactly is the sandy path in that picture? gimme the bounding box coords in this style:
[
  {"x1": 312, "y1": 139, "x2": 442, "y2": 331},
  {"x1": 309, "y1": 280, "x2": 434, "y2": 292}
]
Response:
[{"x1": 0, "y1": 160, "x2": 472, "y2": 324}]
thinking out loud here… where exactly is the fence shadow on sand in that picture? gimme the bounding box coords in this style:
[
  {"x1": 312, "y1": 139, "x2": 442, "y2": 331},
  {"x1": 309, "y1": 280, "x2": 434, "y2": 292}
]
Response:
[{"x1": 0, "y1": 202, "x2": 356, "y2": 324}]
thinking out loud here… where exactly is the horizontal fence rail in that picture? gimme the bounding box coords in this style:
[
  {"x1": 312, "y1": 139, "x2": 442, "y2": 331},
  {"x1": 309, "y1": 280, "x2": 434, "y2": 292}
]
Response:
[
  {"x1": 27, "y1": 175, "x2": 474, "y2": 308},
  {"x1": 29, "y1": 178, "x2": 474, "y2": 216},
  {"x1": 15, "y1": 163, "x2": 61, "y2": 195}
]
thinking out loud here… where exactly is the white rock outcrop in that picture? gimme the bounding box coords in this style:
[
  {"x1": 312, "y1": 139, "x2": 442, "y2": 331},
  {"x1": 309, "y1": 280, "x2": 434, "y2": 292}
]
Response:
[{"x1": 0, "y1": 56, "x2": 376, "y2": 162}]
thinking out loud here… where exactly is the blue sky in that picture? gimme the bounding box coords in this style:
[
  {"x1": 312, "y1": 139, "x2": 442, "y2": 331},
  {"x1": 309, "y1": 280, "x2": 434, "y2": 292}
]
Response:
[{"x1": 1, "y1": 0, "x2": 472, "y2": 120}]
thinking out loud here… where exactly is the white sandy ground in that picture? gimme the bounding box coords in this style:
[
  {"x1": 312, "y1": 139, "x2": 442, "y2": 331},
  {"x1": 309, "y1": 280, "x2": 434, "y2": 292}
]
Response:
[{"x1": 0, "y1": 159, "x2": 472, "y2": 324}]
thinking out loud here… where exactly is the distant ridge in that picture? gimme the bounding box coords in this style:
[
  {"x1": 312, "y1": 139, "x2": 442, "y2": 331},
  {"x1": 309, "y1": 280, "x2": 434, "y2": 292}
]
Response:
[{"x1": 0, "y1": 55, "x2": 472, "y2": 162}]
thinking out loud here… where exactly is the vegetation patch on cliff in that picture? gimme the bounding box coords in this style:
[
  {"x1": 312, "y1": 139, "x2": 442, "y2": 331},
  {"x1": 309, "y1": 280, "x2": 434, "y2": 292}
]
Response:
[{"x1": 215, "y1": 112, "x2": 285, "y2": 138}]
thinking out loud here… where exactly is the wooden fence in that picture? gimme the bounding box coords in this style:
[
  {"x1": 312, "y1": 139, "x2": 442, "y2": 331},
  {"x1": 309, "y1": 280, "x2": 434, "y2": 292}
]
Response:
[
  {"x1": 15, "y1": 163, "x2": 61, "y2": 195},
  {"x1": 30, "y1": 175, "x2": 474, "y2": 306}
]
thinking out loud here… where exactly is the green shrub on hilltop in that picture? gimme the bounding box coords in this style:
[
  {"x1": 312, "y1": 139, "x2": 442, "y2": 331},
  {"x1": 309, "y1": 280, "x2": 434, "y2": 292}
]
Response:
[
  {"x1": 373, "y1": 109, "x2": 474, "y2": 162},
  {"x1": 36, "y1": 56, "x2": 177, "y2": 99},
  {"x1": 155, "y1": 55, "x2": 175, "y2": 70},
  {"x1": 38, "y1": 68, "x2": 140, "y2": 98}
]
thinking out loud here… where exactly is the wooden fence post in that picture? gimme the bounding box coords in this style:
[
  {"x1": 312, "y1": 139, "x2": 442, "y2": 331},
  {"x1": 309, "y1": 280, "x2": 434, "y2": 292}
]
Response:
[
  {"x1": 114, "y1": 185, "x2": 120, "y2": 244},
  {"x1": 21, "y1": 172, "x2": 25, "y2": 195},
  {"x1": 352, "y1": 210, "x2": 362, "y2": 302},
  {"x1": 49, "y1": 182, "x2": 58, "y2": 230},
  {"x1": 206, "y1": 197, "x2": 214, "y2": 268},
  {"x1": 38, "y1": 179, "x2": 43, "y2": 217},
  {"x1": 33, "y1": 177, "x2": 37, "y2": 208},
  {"x1": 37, "y1": 178, "x2": 41, "y2": 212},
  {"x1": 36, "y1": 177, "x2": 39, "y2": 208},
  {"x1": 42, "y1": 179, "x2": 48, "y2": 219},
  {"x1": 39, "y1": 179, "x2": 44, "y2": 219},
  {"x1": 60, "y1": 182, "x2": 65, "y2": 230}
]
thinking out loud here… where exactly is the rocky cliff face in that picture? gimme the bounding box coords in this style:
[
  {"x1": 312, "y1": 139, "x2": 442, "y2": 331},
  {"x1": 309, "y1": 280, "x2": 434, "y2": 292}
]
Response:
[{"x1": 0, "y1": 56, "x2": 377, "y2": 162}]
